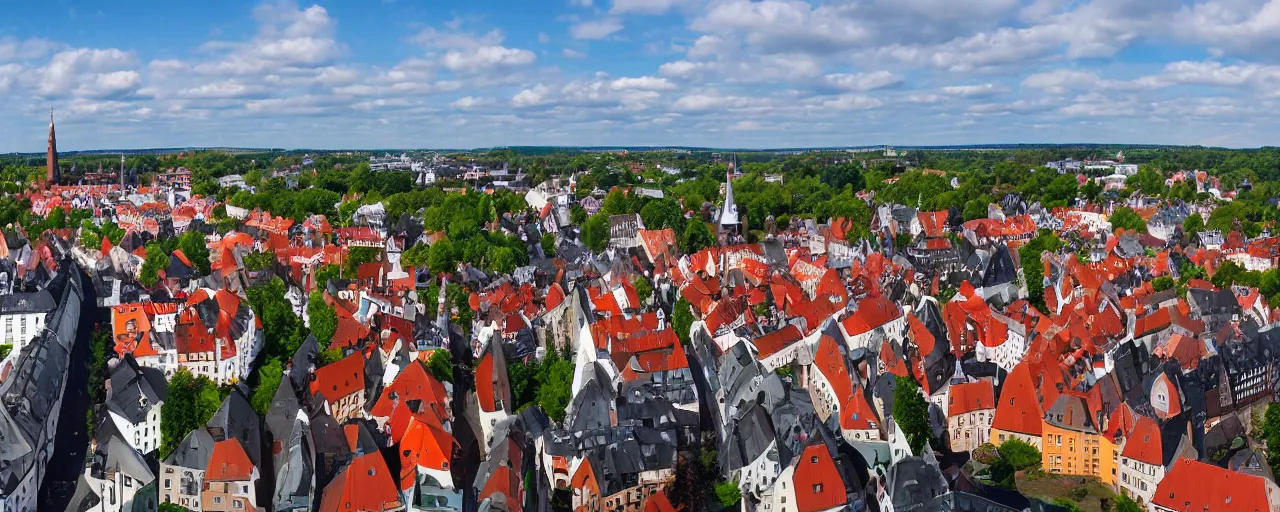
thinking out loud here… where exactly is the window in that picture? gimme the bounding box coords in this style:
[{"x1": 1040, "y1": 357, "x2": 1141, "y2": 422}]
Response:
[
  {"x1": 213, "y1": 497, "x2": 222, "y2": 505},
  {"x1": 165, "y1": 479, "x2": 171, "y2": 489},
  {"x1": 811, "y1": 456, "x2": 818, "y2": 464},
  {"x1": 812, "y1": 484, "x2": 823, "y2": 493}
]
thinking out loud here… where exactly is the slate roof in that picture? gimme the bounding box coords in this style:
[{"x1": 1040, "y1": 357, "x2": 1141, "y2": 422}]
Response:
[{"x1": 105, "y1": 354, "x2": 168, "y2": 425}]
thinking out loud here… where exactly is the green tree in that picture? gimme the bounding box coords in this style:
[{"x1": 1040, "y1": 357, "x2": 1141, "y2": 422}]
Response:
[
  {"x1": 401, "y1": 242, "x2": 431, "y2": 269},
  {"x1": 631, "y1": 275, "x2": 653, "y2": 305},
  {"x1": 639, "y1": 198, "x2": 687, "y2": 233},
  {"x1": 672, "y1": 298, "x2": 695, "y2": 344},
  {"x1": 250, "y1": 360, "x2": 283, "y2": 416},
  {"x1": 714, "y1": 481, "x2": 742, "y2": 507},
  {"x1": 307, "y1": 291, "x2": 338, "y2": 345},
  {"x1": 1126, "y1": 167, "x2": 1166, "y2": 196},
  {"x1": 1050, "y1": 498, "x2": 1085, "y2": 512},
  {"x1": 680, "y1": 220, "x2": 716, "y2": 255},
  {"x1": 581, "y1": 214, "x2": 611, "y2": 252},
  {"x1": 540, "y1": 233, "x2": 556, "y2": 258},
  {"x1": 1020, "y1": 230, "x2": 1064, "y2": 311},
  {"x1": 892, "y1": 375, "x2": 932, "y2": 455},
  {"x1": 489, "y1": 246, "x2": 518, "y2": 274},
  {"x1": 139, "y1": 245, "x2": 169, "y2": 287},
  {"x1": 315, "y1": 264, "x2": 340, "y2": 288},
  {"x1": 177, "y1": 230, "x2": 212, "y2": 273},
  {"x1": 536, "y1": 352, "x2": 575, "y2": 424},
  {"x1": 1115, "y1": 494, "x2": 1142, "y2": 512},
  {"x1": 345, "y1": 246, "x2": 381, "y2": 275},
  {"x1": 243, "y1": 251, "x2": 275, "y2": 272},
  {"x1": 988, "y1": 437, "x2": 1041, "y2": 487},
  {"x1": 427, "y1": 349, "x2": 454, "y2": 384},
  {"x1": 160, "y1": 368, "x2": 222, "y2": 457},
  {"x1": 1264, "y1": 403, "x2": 1280, "y2": 481},
  {"x1": 427, "y1": 240, "x2": 457, "y2": 275},
  {"x1": 1183, "y1": 213, "x2": 1205, "y2": 237},
  {"x1": 1042, "y1": 174, "x2": 1079, "y2": 208},
  {"x1": 1108, "y1": 206, "x2": 1147, "y2": 233},
  {"x1": 1152, "y1": 276, "x2": 1175, "y2": 292},
  {"x1": 159, "y1": 503, "x2": 194, "y2": 512}
]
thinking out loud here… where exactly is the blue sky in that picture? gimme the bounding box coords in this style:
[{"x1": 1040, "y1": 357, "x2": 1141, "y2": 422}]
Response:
[{"x1": 1, "y1": 0, "x2": 1279, "y2": 151}]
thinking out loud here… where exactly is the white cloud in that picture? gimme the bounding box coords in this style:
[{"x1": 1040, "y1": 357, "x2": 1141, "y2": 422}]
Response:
[
  {"x1": 658, "y1": 60, "x2": 706, "y2": 78},
  {"x1": 570, "y1": 18, "x2": 624, "y2": 40},
  {"x1": 820, "y1": 94, "x2": 882, "y2": 110},
  {"x1": 442, "y1": 46, "x2": 536, "y2": 72},
  {"x1": 451, "y1": 96, "x2": 486, "y2": 109},
  {"x1": 563, "y1": 48, "x2": 587, "y2": 59},
  {"x1": 410, "y1": 27, "x2": 504, "y2": 49},
  {"x1": 940, "y1": 83, "x2": 1003, "y2": 97},
  {"x1": 512, "y1": 85, "x2": 550, "y2": 107},
  {"x1": 610, "y1": 76, "x2": 675, "y2": 91},
  {"x1": 823, "y1": 71, "x2": 902, "y2": 91},
  {"x1": 0, "y1": 37, "x2": 60, "y2": 61},
  {"x1": 729, "y1": 120, "x2": 763, "y2": 130},
  {"x1": 39, "y1": 48, "x2": 137, "y2": 97},
  {"x1": 177, "y1": 80, "x2": 268, "y2": 99},
  {"x1": 538, "y1": 32, "x2": 551, "y2": 44},
  {"x1": 671, "y1": 92, "x2": 758, "y2": 112},
  {"x1": 74, "y1": 70, "x2": 142, "y2": 99},
  {"x1": 611, "y1": 0, "x2": 692, "y2": 15}
]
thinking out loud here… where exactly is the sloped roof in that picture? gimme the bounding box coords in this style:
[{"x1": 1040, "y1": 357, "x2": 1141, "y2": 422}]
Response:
[
  {"x1": 793, "y1": 441, "x2": 848, "y2": 512},
  {"x1": 206, "y1": 438, "x2": 255, "y2": 482},
  {"x1": 948, "y1": 380, "x2": 994, "y2": 416},
  {"x1": 1153, "y1": 458, "x2": 1269, "y2": 512},
  {"x1": 842, "y1": 295, "x2": 901, "y2": 337},
  {"x1": 311, "y1": 350, "x2": 366, "y2": 401},
  {"x1": 991, "y1": 362, "x2": 1042, "y2": 437},
  {"x1": 319, "y1": 452, "x2": 403, "y2": 512},
  {"x1": 1120, "y1": 415, "x2": 1163, "y2": 466}
]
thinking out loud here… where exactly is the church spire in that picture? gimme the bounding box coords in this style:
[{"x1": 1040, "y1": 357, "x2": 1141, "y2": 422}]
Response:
[
  {"x1": 719, "y1": 154, "x2": 738, "y2": 227},
  {"x1": 47, "y1": 110, "x2": 59, "y2": 186}
]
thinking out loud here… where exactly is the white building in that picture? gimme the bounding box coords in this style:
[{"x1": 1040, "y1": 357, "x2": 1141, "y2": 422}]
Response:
[
  {"x1": 105, "y1": 357, "x2": 167, "y2": 455},
  {"x1": 0, "y1": 289, "x2": 56, "y2": 358}
]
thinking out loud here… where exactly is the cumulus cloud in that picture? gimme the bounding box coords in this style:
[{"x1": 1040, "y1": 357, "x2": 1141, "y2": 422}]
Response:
[
  {"x1": 823, "y1": 71, "x2": 902, "y2": 91},
  {"x1": 611, "y1": 0, "x2": 692, "y2": 15},
  {"x1": 570, "y1": 18, "x2": 624, "y2": 40},
  {"x1": 611, "y1": 76, "x2": 675, "y2": 91},
  {"x1": 442, "y1": 46, "x2": 536, "y2": 72}
]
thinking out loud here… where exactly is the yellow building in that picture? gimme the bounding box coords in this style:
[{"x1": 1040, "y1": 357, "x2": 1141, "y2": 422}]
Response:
[{"x1": 1040, "y1": 394, "x2": 1121, "y2": 486}]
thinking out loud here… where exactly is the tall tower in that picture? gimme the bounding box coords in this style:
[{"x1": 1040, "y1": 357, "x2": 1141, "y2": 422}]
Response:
[
  {"x1": 46, "y1": 111, "x2": 59, "y2": 185},
  {"x1": 120, "y1": 154, "x2": 126, "y2": 189}
]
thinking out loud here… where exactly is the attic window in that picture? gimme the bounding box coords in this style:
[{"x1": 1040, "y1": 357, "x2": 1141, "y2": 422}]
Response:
[
  {"x1": 811, "y1": 456, "x2": 818, "y2": 464},
  {"x1": 812, "y1": 483, "x2": 823, "y2": 493}
]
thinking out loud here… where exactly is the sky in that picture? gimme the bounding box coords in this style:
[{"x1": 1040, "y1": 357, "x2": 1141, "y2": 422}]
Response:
[{"x1": 1, "y1": 0, "x2": 1279, "y2": 151}]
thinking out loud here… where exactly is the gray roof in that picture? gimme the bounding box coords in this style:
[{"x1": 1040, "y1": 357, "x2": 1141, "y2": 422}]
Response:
[
  {"x1": 0, "y1": 289, "x2": 56, "y2": 315},
  {"x1": 207, "y1": 389, "x2": 262, "y2": 468},
  {"x1": 164, "y1": 428, "x2": 216, "y2": 470},
  {"x1": 106, "y1": 355, "x2": 168, "y2": 425}
]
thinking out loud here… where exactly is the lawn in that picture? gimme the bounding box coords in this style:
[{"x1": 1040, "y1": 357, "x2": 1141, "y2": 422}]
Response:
[{"x1": 1016, "y1": 472, "x2": 1118, "y2": 512}]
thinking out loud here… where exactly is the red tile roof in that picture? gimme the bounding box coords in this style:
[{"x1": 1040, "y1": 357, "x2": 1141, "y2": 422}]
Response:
[
  {"x1": 310, "y1": 350, "x2": 365, "y2": 401},
  {"x1": 1120, "y1": 415, "x2": 1163, "y2": 466},
  {"x1": 792, "y1": 443, "x2": 848, "y2": 512},
  {"x1": 475, "y1": 351, "x2": 510, "y2": 413},
  {"x1": 842, "y1": 296, "x2": 901, "y2": 337},
  {"x1": 206, "y1": 439, "x2": 255, "y2": 482},
  {"x1": 948, "y1": 380, "x2": 995, "y2": 416},
  {"x1": 752, "y1": 325, "x2": 802, "y2": 359},
  {"x1": 320, "y1": 452, "x2": 403, "y2": 512},
  {"x1": 370, "y1": 361, "x2": 450, "y2": 434},
  {"x1": 991, "y1": 362, "x2": 1043, "y2": 437},
  {"x1": 1153, "y1": 458, "x2": 1270, "y2": 512},
  {"x1": 814, "y1": 334, "x2": 853, "y2": 404}
]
